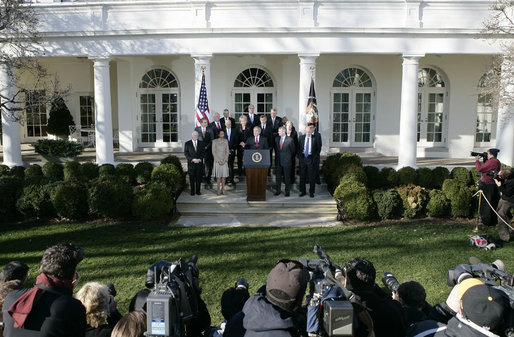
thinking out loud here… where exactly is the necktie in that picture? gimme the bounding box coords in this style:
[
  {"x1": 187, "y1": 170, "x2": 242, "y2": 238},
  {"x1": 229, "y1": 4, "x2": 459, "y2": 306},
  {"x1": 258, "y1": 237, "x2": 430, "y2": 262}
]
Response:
[
  {"x1": 272, "y1": 118, "x2": 275, "y2": 125},
  {"x1": 227, "y1": 130, "x2": 231, "y2": 141},
  {"x1": 193, "y1": 141, "x2": 197, "y2": 152},
  {"x1": 280, "y1": 137, "x2": 284, "y2": 150},
  {"x1": 304, "y1": 137, "x2": 310, "y2": 157},
  {"x1": 256, "y1": 136, "x2": 259, "y2": 148},
  {"x1": 202, "y1": 128, "x2": 205, "y2": 138},
  {"x1": 250, "y1": 115, "x2": 253, "y2": 123},
  {"x1": 262, "y1": 124, "x2": 265, "y2": 131},
  {"x1": 216, "y1": 122, "x2": 220, "y2": 130}
]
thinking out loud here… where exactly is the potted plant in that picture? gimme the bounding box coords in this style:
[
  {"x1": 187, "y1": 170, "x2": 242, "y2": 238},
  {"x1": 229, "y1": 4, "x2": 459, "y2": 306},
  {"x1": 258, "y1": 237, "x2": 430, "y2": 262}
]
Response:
[
  {"x1": 46, "y1": 97, "x2": 75, "y2": 139},
  {"x1": 33, "y1": 139, "x2": 84, "y2": 163}
]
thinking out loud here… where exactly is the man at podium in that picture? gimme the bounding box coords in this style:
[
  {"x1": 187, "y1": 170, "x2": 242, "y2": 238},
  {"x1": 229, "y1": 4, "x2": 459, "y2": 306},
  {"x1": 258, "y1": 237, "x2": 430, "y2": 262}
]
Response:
[{"x1": 244, "y1": 126, "x2": 269, "y2": 150}]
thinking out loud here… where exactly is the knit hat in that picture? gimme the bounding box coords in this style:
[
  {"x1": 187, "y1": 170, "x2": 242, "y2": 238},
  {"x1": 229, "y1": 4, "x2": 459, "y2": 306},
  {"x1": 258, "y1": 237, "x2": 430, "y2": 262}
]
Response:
[
  {"x1": 266, "y1": 260, "x2": 310, "y2": 310},
  {"x1": 488, "y1": 148, "x2": 500, "y2": 157},
  {"x1": 459, "y1": 278, "x2": 507, "y2": 330}
]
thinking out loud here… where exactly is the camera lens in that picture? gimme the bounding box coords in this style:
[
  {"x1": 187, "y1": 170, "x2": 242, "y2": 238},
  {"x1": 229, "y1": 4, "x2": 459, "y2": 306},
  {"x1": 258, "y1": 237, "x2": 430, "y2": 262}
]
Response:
[{"x1": 382, "y1": 272, "x2": 400, "y2": 292}]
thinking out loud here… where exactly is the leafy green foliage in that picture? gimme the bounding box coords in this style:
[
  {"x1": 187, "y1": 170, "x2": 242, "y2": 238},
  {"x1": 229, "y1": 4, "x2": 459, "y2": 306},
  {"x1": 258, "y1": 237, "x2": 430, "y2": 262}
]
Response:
[
  {"x1": 116, "y1": 164, "x2": 137, "y2": 185},
  {"x1": 322, "y1": 153, "x2": 363, "y2": 191},
  {"x1": 99, "y1": 164, "x2": 116, "y2": 179},
  {"x1": 33, "y1": 139, "x2": 83, "y2": 157},
  {"x1": 9, "y1": 166, "x2": 25, "y2": 180},
  {"x1": 398, "y1": 166, "x2": 417, "y2": 186},
  {"x1": 0, "y1": 176, "x2": 23, "y2": 219},
  {"x1": 426, "y1": 189, "x2": 450, "y2": 218},
  {"x1": 416, "y1": 168, "x2": 434, "y2": 188},
  {"x1": 63, "y1": 161, "x2": 81, "y2": 181},
  {"x1": 379, "y1": 167, "x2": 399, "y2": 188},
  {"x1": 16, "y1": 183, "x2": 57, "y2": 218},
  {"x1": 24, "y1": 164, "x2": 43, "y2": 180},
  {"x1": 442, "y1": 179, "x2": 473, "y2": 217},
  {"x1": 451, "y1": 167, "x2": 472, "y2": 186},
  {"x1": 151, "y1": 164, "x2": 184, "y2": 190},
  {"x1": 51, "y1": 182, "x2": 89, "y2": 220},
  {"x1": 431, "y1": 167, "x2": 451, "y2": 188},
  {"x1": 0, "y1": 165, "x2": 10, "y2": 177},
  {"x1": 373, "y1": 189, "x2": 403, "y2": 219},
  {"x1": 135, "y1": 162, "x2": 154, "y2": 184},
  {"x1": 88, "y1": 178, "x2": 133, "y2": 218},
  {"x1": 363, "y1": 166, "x2": 381, "y2": 189},
  {"x1": 333, "y1": 175, "x2": 376, "y2": 220},
  {"x1": 132, "y1": 183, "x2": 173, "y2": 219},
  {"x1": 80, "y1": 162, "x2": 99, "y2": 182},
  {"x1": 396, "y1": 184, "x2": 428, "y2": 218},
  {"x1": 42, "y1": 162, "x2": 64, "y2": 182}
]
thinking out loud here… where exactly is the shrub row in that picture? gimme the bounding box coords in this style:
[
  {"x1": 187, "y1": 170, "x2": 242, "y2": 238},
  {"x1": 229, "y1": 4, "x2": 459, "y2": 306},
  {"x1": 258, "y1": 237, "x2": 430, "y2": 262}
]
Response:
[{"x1": 0, "y1": 155, "x2": 185, "y2": 221}]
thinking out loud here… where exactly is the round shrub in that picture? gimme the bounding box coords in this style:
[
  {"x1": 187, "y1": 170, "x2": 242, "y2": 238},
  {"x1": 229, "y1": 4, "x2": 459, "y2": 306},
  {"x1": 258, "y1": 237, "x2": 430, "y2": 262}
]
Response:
[
  {"x1": 63, "y1": 161, "x2": 81, "y2": 181},
  {"x1": 9, "y1": 166, "x2": 25, "y2": 180},
  {"x1": 88, "y1": 178, "x2": 133, "y2": 218},
  {"x1": 395, "y1": 184, "x2": 428, "y2": 218},
  {"x1": 16, "y1": 183, "x2": 56, "y2": 218},
  {"x1": 373, "y1": 189, "x2": 403, "y2": 219},
  {"x1": 51, "y1": 182, "x2": 89, "y2": 220},
  {"x1": 151, "y1": 164, "x2": 184, "y2": 190},
  {"x1": 416, "y1": 167, "x2": 434, "y2": 188},
  {"x1": 425, "y1": 189, "x2": 450, "y2": 218},
  {"x1": 363, "y1": 166, "x2": 381, "y2": 189},
  {"x1": 24, "y1": 164, "x2": 43, "y2": 180},
  {"x1": 132, "y1": 182, "x2": 173, "y2": 219},
  {"x1": 99, "y1": 164, "x2": 116, "y2": 179},
  {"x1": 80, "y1": 162, "x2": 99, "y2": 181},
  {"x1": 451, "y1": 167, "x2": 471, "y2": 186},
  {"x1": 333, "y1": 179, "x2": 376, "y2": 221},
  {"x1": 470, "y1": 167, "x2": 481, "y2": 185},
  {"x1": 338, "y1": 165, "x2": 367, "y2": 185},
  {"x1": 379, "y1": 167, "x2": 399, "y2": 188},
  {"x1": 442, "y1": 179, "x2": 473, "y2": 218},
  {"x1": 322, "y1": 153, "x2": 363, "y2": 191},
  {"x1": 42, "y1": 162, "x2": 64, "y2": 181},
  {"x1": 0, "y1": 165, "x2": 10, "y2": 177},
  {"x1": 116, "y1": 163, "x2": 137, "y2": 185},
  {"x1": 24, "y1": 175, "x2": 49, "y2": 187},
  {"x1": 431, "y1": 167, "x2": 450, "y2": 188},
  {"x1": 135, "y1": 162, "x2": 154, "y2": 184},
  {"x1": 161, "y1": 155, "x2": 185, "y2": 185},
  {"x1": 0, "y1": 176, "x2": 23, "y2": 218},
  {"x1": 398, "y1": 166, "x2": 417, "y2": 186}
]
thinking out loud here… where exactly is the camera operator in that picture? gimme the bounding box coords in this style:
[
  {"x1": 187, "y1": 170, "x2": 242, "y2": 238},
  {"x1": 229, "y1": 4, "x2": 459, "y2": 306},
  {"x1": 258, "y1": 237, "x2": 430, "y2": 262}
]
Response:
[
  {"x1": 407, "y1": 278, "x2": 510, "y2": 337},
  {"x1": 341, "y1": 258, "x2": 406, "y2": 337},
  {"x1": 389, "y1": 279, "x2": 432, "y2": 326},
  {"x1": 494, "y1": 168, "x2": 514, "y2": 243},
  {"x1": 475, "y1": 148, "x2": 501, "y2": 226},
  {"x1": 242, "y1": 260, "x2": 310, "y2": 337}
]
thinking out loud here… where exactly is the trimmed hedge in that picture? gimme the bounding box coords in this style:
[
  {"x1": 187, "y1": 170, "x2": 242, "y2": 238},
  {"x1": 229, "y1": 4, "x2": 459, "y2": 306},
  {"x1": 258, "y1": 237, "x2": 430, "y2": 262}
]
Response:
[
  {"x1": 116, "y1": 163, "x2": 137, "y2": 185},
  {"x1": 334, "y1": 175, "x2": 376, "y2": 221},
  {"x1": 322, "y1": 153, "x2": 363, "y2": 191},
  {"x1": 0, "y1": 176, "x2": 24, "y2": 219},
  {"x1": 99, "y1": 164, "x2": 116, "y2": 178},
  {"x1": 151, "y1": 164, "x2": 184, "y2": 190},
  {"x1": 42, "y1": 162, "x2": 64, "y2": 182},
  {"x1": 51, "y1": 182, "x2": 89, "y2": 220},
  {"x1": 431, "y1": 167, "x2": 450, "y2": 188},
  {"x1": 25, "y1": 164, "x2": 43, "y2": 180},
  {"x1": 398, "y1": 166, "x2": 417, "y2": 186},
  {"x1": 132, "y1": 183, "x2": 174, "y2": 219},
  {"x1": 33, "y1": 139, "x2": 83, "y2": 157},
  {"x1": 10, "y1": 166, "x2": 25, "y2": 180},
  {"x1": 88, "y1": 178, "x2": 133, "y2": 218},
  {"x1": 442, "y1": 179, "x2": 473, "y2": 217},
  {"x1": 135, "y1": 162, "x2": 154, "y2": 184},
  {"x1": 16, "y1": 183, "x2": 57, "y2": 218},
  {"x1": 64, "y1": 161, "x2": 81, "y2": 181},
  {"x1": 0, "y1": 165, "x2": 10, "y2": 177},
  {"x1": 373, "y1": 189, "x2": 403, "y2": 219},
  {"x1": 363, "y1": 166, "x2": 381, "y2": 189},
  {"x1": 80, "y1": 162, "x2": 99, "y2": 181},
  {"x1": 379, "y1": 167, "x2": 399, "y2": 188},
  {"x1": 451, "y1": 167, "x2": 472, "y2": 186},
  {"x1": 416, "y1": 168, "x2": 433, "y2": 188},
  {"x1": 396, "y1": 184, "x2": 428, "y2": 218},
  {"x1": 425, "y1": 189, "x2": 450, "y2": 218}
]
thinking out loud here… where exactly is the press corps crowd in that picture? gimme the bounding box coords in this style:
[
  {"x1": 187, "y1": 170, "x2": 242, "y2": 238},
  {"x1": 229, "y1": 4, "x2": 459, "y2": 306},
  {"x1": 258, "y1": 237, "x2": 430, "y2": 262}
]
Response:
[
  {"x1": 185, "y1": 106, "x2": 322, "y2": 198},
  {"x1": 1, "y1": 243, "x2": 512, "y2": 337}
]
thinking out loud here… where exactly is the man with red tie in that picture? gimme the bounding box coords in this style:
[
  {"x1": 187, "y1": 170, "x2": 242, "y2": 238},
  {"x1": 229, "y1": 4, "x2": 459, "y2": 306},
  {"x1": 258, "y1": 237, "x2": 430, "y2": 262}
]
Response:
[
  {"x1": 244, "y1": 126, "x2": 269, "y2": 150},
  {"x1": 209, "y1": 112, "x2": 224, "y2": 138}
]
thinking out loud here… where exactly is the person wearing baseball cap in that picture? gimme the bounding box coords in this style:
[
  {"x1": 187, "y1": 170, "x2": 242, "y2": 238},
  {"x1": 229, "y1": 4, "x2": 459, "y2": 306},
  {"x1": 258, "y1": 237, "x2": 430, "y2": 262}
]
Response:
[{"x1": 242, "y1": 259, "x2": 310, "y2": 337}]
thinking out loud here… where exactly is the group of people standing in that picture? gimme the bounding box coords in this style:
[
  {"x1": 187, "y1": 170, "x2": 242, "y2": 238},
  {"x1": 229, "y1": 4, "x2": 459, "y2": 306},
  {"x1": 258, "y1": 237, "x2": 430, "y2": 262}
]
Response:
[{"x1": 184, "y1": 106, "x2": 322, "y2": 198}]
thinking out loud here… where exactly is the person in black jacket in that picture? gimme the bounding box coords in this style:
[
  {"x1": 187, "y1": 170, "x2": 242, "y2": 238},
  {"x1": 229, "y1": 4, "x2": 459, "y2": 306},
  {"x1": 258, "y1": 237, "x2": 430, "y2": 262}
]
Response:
[
  {"x1": 194, "y1": 118, "x2": 214, "y2": 183},
  {"x1": 184, "y1": 131, "x2": 206, "y2": 196},
  {"x1": 220, "y1": 109, "x2": 236, "y2": 130},
  {"x1": 2, "y1": 243, "x2": 86, "y2": 337},
  {"x1": 245, "y1": 126, "x2": 268, "y2": 150},
  {"x1": 224, "y1": 119, "x2": 239, "y2": 185},
  {"x1": 495, "y1": 168, "x2": 514, "y2": 242},
  {"x1": 298, "y1": 126, "x2": 320, "y2": 198},
  {"x1": 0, "y1": 262, "x2": 29, "y2": 337},
  {"x1": 236, "y1": 115, "x2": 252, "y2": 177},
  {"x1": 274, "y1": 127, "x2": 296, "y2": 197}
]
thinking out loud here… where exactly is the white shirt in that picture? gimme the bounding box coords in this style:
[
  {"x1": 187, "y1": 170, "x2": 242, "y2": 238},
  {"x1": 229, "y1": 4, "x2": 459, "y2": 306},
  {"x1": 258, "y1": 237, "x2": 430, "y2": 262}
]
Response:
[{"x1": 305, "y1": 136, "x2": 312, "y2": 155}]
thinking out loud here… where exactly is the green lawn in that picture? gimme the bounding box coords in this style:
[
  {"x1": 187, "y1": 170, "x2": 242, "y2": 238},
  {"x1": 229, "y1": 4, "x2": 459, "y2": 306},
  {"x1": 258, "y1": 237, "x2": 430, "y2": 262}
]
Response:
[{"x1": 0, "y1": 220, "x2": 512, "y2": 325}]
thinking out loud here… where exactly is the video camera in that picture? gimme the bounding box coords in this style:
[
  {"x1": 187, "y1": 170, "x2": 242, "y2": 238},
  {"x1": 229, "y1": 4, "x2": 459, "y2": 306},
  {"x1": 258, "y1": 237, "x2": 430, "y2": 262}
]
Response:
[
  {"x1": 146, "y1": 256, "x2": 202, "y2": 337},
  {"x1": 298, "y1": 245, "x2": 362, "y2": 337},
  {"x1": 471, "y1": 151, "x2": 488, "y2": 161}
]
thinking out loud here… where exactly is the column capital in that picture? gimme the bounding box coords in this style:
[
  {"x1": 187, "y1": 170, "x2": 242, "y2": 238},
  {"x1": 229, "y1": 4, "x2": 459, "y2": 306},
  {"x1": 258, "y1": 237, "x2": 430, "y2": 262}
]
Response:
[
  {"x1": 298, "y1": 53, "x2": 320, "y2": 64},
  {"x1": 402, "y1": 53, "x2": 425, "y2": 63},
  {"x1": 192, "y1": 54, "x2": 212, "y2": 63},
  {"x1": 89, "y1": 56, "x2": 111, "y2": 63}
]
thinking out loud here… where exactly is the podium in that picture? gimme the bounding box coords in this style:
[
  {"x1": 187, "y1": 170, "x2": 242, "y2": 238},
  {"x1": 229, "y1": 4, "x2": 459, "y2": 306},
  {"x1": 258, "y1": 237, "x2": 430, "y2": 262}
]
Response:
[{"x1": 243, "y1": 150, "x2": 270, "y2": 201}]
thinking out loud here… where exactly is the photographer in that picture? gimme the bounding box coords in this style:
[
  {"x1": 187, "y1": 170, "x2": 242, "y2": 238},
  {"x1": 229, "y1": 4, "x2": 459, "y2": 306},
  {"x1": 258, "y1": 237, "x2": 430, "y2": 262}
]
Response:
[
  {"x1": 388, "y1": 279, "x2": 432, "y2": 326},
  {"x1": 495, "y1": 168, "x2": 514, "y2": 243},
  {"x1": 208, "y1": 279, "x2": 249, "y2": 337},
  {"x1": 475, "y1": 148, "x2": 501, "y2": 226}
]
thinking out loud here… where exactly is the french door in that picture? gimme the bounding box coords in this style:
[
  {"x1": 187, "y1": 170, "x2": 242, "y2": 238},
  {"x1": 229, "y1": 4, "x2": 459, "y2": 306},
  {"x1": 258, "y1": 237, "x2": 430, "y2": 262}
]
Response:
[
  {"x1": 417, "y1": 91, "x2": 446, "y2": 146},
  {"x1": 139, "y1": 90, "x2": 179, "y2": 146},
  {"x1": 233, "y1": 89, "x2": 274, "y2": 124}
]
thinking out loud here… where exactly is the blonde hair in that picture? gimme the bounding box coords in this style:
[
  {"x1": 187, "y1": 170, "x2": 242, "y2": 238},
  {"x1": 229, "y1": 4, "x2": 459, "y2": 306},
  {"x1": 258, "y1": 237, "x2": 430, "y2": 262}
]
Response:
[
  {"x1": 239, "y1": 115, "x2": 248, "y2": 123},
  {"x1": 75, "y1": 282, "x2": 110, "y2": 328},
  {"x1": 285, "y1": 120, "x2": 294, "y2": 127},
  {"x1": 111, "y1": 311, "x2": 147, "y2": 337}
]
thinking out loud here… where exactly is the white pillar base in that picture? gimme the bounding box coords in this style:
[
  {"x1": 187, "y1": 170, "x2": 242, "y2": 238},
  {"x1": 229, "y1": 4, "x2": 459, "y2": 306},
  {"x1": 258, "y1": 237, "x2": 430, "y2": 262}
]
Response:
[{"x1": 0, "y1": 64, "x2": 23, "y2": 167}]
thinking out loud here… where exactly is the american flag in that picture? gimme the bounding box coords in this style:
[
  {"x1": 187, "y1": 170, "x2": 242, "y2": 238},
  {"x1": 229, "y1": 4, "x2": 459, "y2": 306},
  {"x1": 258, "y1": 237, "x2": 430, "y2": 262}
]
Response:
[
  {"x1": 306, "y1": 77, "x2": 319, "y2": 132},
  {"x1": 195, "y1": 72, "x2": 211, "y2": 127}
]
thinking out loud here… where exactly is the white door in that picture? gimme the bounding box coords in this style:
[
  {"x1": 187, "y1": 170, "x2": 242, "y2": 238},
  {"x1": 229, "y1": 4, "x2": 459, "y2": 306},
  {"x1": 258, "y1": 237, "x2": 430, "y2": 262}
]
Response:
[{"x1": 139, "y1": 90, "x2": 179, "y2": 146}]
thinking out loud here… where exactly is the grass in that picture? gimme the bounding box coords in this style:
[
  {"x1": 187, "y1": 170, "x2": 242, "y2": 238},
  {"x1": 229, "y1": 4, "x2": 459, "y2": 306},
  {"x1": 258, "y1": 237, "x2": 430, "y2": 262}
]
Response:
[{"x1": 0, "y1": 219, "x2": 512, "y2": 325}]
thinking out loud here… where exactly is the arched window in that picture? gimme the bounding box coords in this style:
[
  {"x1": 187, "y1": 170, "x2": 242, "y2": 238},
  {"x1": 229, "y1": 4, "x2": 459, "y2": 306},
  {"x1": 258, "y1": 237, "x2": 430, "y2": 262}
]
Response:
[
  {"x1": 232, "y1": 67, "x2": 275, "y2": 123},
  {"x1": 138, "y1": 68, "x2": 179, "y2": 145},
  {"x1": 475, "y1": 71, "x2": 498, "y2": 146},
  {"x1": 331, "y1": 67, "x2": 374, "y2": 146},
  {"x1": 417, "y1": 67, "x2": 447, "y2": 145}
]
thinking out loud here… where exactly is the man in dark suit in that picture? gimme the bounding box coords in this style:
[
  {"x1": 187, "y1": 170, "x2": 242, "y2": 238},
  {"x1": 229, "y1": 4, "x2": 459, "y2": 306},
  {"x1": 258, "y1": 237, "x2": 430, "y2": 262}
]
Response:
[
  {"x1": 259, "y1": 114, "x2": 273, "y2": 175},
  {"x1": 194, "y1": 118, "x2": 214, "y2": 183},
  {"x1": 269, "y1": 108, "x2": 283, "y2": 174},
  {"x1": 245, "y1": 104, "x2": 260, "y2": 128},
  {"x1": 220, "y1": 108, "x2": 236, "y2": 128},
  {"x1": 309, "y1": 123, "x2": 322, "y2": 184},
  {"x1": 274, "y1": 126, "x2": 295, "y2": 197},
  {"x1": 224, "y1": 119, "x2": 239, "y2": 184},
  {"x1": 184, "y1": 131, "x2": 205, "y2": 195},
  {"x1": 245, "y1": 126, "x2": 269, "y2": 149},
  {"x1": 298, "y1": 125, "x2": 320, "y2": 198},
  {"x1": 209, "y1": 112, "x2": 224, "y2": 138}
]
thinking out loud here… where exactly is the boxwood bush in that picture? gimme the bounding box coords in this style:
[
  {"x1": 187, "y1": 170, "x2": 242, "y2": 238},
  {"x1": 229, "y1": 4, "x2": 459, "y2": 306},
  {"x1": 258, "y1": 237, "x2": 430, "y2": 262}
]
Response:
[
  {"x1": 416, "y1": 168, "x2": 434, "y2": 188},
  {"x1": 396, "y1": 184, "x2": 428, "y2": 218},
  {"x1": 431, "y1": 167, "x2": 451, "y2": 188},
  {"x1": 0, "y1": 176, "x2": 24, "y2": 219},
  {"x1": 451, "y1": 167, "x2": 472, "y2": 186},
  {"x1": 63, "y1": 161, "x2": 81, "y2": 181},
  {"x1": 398, "y1": 166, "x2": 417, "y2": 186},
  {"x1": 425, "y1": 189, "x2": 450, "y2": 218},
  {"x1": 322, "y1": 153, "x2": 362, "y2": 191},
  {"x1": 80, "y1": 162, "x2": 99, "y2": 181},
  {"x1": 333, "y1": 175, "x2": 376, "y2": 221},
  {"x1": 16, "y1": 183, "x2": 57, "y2": 218},
  {"x1": 363, "y1": 166, "x2": 381, "y2": 189},
  {"x1": 42, "y1": 162, "x2": 64, "y2": 181},
  {"x1": 115, "y1": 163, "x2": 137, "y2": 185},
  {"x1": 132, "y1": 182, "x2": 173, "y2": 219},
  {"x1": 379, "y1": 167, "x2": 399, "y2": 188},
  {"x1": 151, "y1": 164, "x2": 184, "y2": 190},
  {"x1": 442, "y1": 179, "x2": 473, "y2": 217},
  {"x1": 33, "y1": 139, "x2": 84, "y2": 157},
  {"x1": 135, "y1": 162, "x2": 154, "y2": 184},
  {"x1": 470, "y1": 167, "x2": 481, "y2": 185},
  {"x1": 10, "y1": 166, "x2": 25, "y2": 180},
  {"x1": 24, "y1": 164, "x2": 43, "y2": 180},
  {"x1": 372, "y1": 189, "x2": 403, "y2": 219},
  {"x1": 0, "y1": 165, "x2": 10, "y2": 177},
  {"x1": 88, "y1": 177, "x2": 133, "y2": 218},
  {"x1": 99, "y1": 164, "x2": 116, "y2": 179},
  {"x1": 51, "y1": 182, "x2": 89, "y2": 220}
]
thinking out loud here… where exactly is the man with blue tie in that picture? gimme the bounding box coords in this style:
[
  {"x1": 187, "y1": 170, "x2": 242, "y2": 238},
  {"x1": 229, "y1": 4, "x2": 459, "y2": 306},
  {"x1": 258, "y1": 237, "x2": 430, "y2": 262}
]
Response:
[
  {"x1": 245, "y1": 104, "x2": 260, "y2": 128},
  {"x1": 184, "y1": 131, "x2": 205, "y2": 195},
  {"x1": 224, "y1": 119, "x2": 239, "y2": 185},
  {"x1": 298, "y1": 125, "x2": 319, "y2": 198}
]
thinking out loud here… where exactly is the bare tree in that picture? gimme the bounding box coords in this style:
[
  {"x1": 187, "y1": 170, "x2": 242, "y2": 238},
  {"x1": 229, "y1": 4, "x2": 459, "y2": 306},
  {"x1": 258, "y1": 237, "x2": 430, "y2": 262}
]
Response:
[{"x1": 0, "y1": 0, "x2": 67, "y2": 124}]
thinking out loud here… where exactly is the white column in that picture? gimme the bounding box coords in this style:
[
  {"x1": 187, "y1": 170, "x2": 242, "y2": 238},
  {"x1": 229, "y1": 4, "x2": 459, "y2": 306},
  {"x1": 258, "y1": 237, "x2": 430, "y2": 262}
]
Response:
[
  {"x1": 91, "y1": 57, "x2": 114, "y2": 165},
  {"x1": 495, "y1": 56, "x2": 514, "y2": 166},
  {"x1": 0, "y1": 64, "x2": 23, "y2": 167},
  {"x1": 298, "y1": 53, "x2": 319, "y2": 134},
  {"x1": 398, "y1": 54, "x2": 423, "y2": 168},
  {"x1": 192, "y1": 54, "x2": 212, "y2": 125}
]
